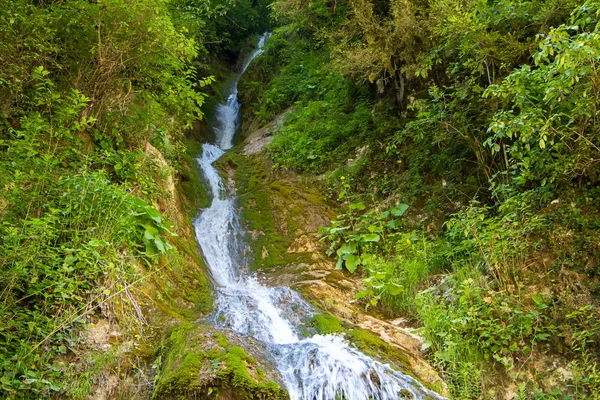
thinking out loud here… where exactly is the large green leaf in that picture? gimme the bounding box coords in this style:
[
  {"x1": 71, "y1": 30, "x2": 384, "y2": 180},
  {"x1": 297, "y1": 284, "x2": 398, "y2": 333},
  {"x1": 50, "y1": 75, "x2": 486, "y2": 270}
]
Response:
[
  {"x1": 386, "y1": 282, "x2": 403, "y2": 296},
  {"x1": 145, "y1": 241, "x2": 158, "y2": 257},
  {"x1": 360, "y1": 233, "x2": 380, "y2": 242},
  {"x1": 336, "y1": 242, "x2": 357, "y2": 256},
  {"x1": 143, "y1": 224, "x2": 159, "y2": 240},
  {"x1": 390, "y1": 204, "x2": 409, "y2": 217},
  {"x1": 349, "y1": 202, "x2": 366, "y2": 210},
  {"x1": 345, "y1": 255, "x2": 361, "y2": 273},
  {"x1": 155, "y1": 237, "x2": 167, "y2": 254},
  {"x1": 353, "y1": 289, "x2": 374, "y2": 299}
]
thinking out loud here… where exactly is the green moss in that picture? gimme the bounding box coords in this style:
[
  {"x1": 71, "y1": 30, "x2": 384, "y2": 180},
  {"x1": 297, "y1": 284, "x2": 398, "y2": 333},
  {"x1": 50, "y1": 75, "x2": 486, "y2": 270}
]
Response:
[
  {"x1": 154, "y1": 325, "x2": 288, "y2": 400},
  {"x1": 214, "y1": 332, "x2": 230, "y2": 348},
  {"x1": 347, "y1": 329, "x2": 390, "y2": 354},
  {"x1": 153, "y1": 324, "x2": 204, "y2": 396},
  {"x1": 149, "y1": 134, "x2": 214, "y2": 323},
  {"x1": 178, "y1": 136, "x2": 211, "y2": 216},
  {"x1": 269, "y1": 181, "x2": 292, "y2": 196},
  {"x1": 310, "y1": 314, "x2": 344, "y2": 335},
  {"x1": 210, "y1": 336, "x2": 287, "y2": 399},
  {"x1": 153, "y1": 235, "x2": 213, "y2": 321},
  {"x1": 346, "y1": 329, "x2": 415, "y2": 377},
  {"x1": 217, "y1": 152, "x2": 307, "y2": 271}
]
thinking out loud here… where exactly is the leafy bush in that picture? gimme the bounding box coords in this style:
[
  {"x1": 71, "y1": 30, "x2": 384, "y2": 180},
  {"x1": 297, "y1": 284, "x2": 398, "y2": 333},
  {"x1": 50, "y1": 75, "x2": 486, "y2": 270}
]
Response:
[
  {"x1": 0, "y1": 0, "x2": 223, "y2": 396},
  {"x1": 486, "y1": 1, "x2": 600, "y2": 189}
]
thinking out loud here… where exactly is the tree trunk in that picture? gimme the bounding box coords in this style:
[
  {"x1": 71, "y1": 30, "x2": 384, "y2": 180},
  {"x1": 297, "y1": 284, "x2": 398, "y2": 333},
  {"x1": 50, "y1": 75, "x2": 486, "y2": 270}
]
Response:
[{"x1": 393, "y1": 70, "x2": 405, "y2": 110}]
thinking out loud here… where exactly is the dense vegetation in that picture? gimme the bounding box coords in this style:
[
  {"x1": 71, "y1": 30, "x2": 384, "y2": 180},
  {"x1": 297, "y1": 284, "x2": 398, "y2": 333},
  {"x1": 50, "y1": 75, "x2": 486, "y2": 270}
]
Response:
[
  {"x1": 3, "y1": 0, "x2": 600, "y2": 398},
  {"x1": 239, "y1": 0, "x2": 600, "y2": 397},
  {"x1": 0, "y1": 0, "x2": 270, "y2": 397}
]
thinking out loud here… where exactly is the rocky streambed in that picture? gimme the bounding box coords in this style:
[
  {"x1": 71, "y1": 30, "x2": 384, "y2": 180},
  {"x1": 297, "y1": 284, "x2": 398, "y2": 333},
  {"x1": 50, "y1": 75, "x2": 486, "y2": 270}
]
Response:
[{"x1": 208, "y1": 111, "x2": 449, "y2": 397}]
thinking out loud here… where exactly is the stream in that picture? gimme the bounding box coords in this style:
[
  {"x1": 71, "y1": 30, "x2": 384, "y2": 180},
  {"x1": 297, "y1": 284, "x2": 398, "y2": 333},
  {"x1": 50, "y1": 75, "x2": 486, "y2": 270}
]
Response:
[{"x1": 194, "y1": 34, "x2": 444, "y2": 400}]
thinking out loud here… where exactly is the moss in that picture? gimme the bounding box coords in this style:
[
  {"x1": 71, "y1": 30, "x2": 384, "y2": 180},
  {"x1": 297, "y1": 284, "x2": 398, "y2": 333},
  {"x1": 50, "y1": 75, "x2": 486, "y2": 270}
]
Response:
[
  {"x1": 347, "y1": 329, "x2": 390, "y2": 354},
  {"x1": 211, "y1": 336, "x2": 288, "y2": 399},
  {"x1": 347, "y1": 329, "x2": 415, "y2": 377},
  {"x1": 153, "y1": 324, "x2": 204, "y2": 396},
  {"x1": 310, "y1": 314, "x2": 344, "y2": 335},
  {"x1": 178, "y1": 136, "x2": 211, "y2": 216},
  {"x1": 153, "y1": 325, "x2": 288, "y2": 400},
  {"x1": 216, "y1": 152, "x2": 317, "y2": 271},
  {"x1": 148, "y1": 133, "x2": 214, "y2": 323},
  {"x1": 269, "y1": 181, "x2": 291, "y2": 196},
  {"x1": 214, "y1": 332, "x2": 230, "y2": 348},
  {"x1": 151, "y1": 235, "x2": 213, "y2": 321}
]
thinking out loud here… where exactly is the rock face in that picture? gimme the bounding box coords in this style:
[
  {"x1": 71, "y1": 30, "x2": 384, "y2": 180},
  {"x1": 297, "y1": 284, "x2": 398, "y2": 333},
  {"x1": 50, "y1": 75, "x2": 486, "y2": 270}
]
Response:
[
  {"x1": 223, "y1": 115, "x2": 448, "y2": 395},
  {"x1": 153, "y1": 324, "x2": 288, "y2": 400},
  {"x1": 242, "y1": 109, "x2": 290, "y2": 156}
]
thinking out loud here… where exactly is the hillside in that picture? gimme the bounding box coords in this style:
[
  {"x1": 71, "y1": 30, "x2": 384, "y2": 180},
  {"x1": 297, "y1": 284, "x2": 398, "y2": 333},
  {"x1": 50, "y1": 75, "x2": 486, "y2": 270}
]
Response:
[
  {"x1": 1, "y1": 0, "x2": 599, "y2": 399},
  {"x1": 237, "y1": 0, "x2": 600, "y2": 398}
]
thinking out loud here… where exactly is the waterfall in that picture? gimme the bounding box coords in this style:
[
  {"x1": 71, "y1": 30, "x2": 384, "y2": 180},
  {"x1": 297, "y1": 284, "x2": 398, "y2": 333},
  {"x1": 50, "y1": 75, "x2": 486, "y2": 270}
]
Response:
[
  {"x1": 213, "y1": 33, "x2": 271, "y2": 150},
  {"x1": 194, "y1": 33, "x2": 445, "y2": 400}
]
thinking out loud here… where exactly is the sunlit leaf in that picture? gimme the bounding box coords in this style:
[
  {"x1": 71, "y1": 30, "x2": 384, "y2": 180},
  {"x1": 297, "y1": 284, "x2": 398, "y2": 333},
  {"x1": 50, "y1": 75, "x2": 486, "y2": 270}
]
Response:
[{"x1": 345, "y1": 255, "x2": 361, "y2": 273}]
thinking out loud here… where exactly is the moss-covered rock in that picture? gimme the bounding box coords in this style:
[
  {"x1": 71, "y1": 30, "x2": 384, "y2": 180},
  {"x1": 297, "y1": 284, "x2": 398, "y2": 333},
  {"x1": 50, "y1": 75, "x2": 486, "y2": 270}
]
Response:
[
  {"x1": 216, "y1": 151, "x2": 331, "y2": 271},
  {"x1": 308, "y1": 313, "x2": 447, "y2": 393},
  {"x1": 310, "y1": 314, "x2": 412, "y2": 372},
  {"x1": 309, "y1": 314, "x2": 344, "y2": 335},
  {"x1": 346, "y1": 329, "x2": 413, "y2": 370},
  {"x1": 177, "y1": 136, "x2": 212, "y2": 217},
  {"x1": 153, "y1": 324, "x2": 288, "y2": 400}
]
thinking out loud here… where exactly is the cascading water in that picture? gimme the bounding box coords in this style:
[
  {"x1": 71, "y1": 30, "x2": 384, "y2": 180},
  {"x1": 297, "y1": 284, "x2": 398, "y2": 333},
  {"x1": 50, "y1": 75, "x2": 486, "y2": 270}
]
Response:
[
  {"x1": 213, "y1": 33, "x2": 271, "y2": 150},
  {"x1": 194, "y1": 34, "x2": 445, "y2": 400}
]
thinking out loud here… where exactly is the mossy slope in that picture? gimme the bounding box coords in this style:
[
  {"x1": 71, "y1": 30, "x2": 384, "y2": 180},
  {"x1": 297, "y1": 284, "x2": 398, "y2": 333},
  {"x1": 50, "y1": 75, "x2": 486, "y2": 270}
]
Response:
[
  {"x1": 153, "y1": 324, "x2": 288, "y2": 400},
  {"x1": 217, "y1": 151, "x2": 333, "y2": 271}
]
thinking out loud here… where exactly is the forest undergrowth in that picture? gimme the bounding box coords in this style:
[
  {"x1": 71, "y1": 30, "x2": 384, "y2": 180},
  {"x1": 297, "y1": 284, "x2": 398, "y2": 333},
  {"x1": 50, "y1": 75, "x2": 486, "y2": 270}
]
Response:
[
  {"x1": 0, "y1": 0, "x2": 270, "y2": 397},
  {"x1": 2, "y1": 0, "x2": 600, "y2": 398},
  {"x1": 238, "y1": 0, "x2": 600, "y2": 397}
]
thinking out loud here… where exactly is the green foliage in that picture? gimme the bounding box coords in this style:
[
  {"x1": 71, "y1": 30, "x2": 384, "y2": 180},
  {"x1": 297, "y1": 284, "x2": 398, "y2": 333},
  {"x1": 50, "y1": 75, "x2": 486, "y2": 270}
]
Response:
[
  {"x1": 168, "y1": 0, "x2": 273, "y2": 63},
  {"x1": 486, "y1": 1, "x2": 600, "y2": 189},
  {"x1": 319, "y1": 200, "x2": 407, "y2": 273},
  {"x1": 0, "y1": 169, "x2": 168, "y2": 397},
  {"x1": 320, "y1": 190, "x2": 450, "y2": 317},
  {"x1": 421, "y1": 273, "x2": 556, "y2": 368},
  {"x1": 0, "y1": 0, "x2": 210, "y2": 141},
  {"x1": 0, "y1": 0, "x2": 255, "y2": 396},
  {"x1": 319, "y1": 179, "x2": 412, "y2": 273},
  {"x1": 566, "y1": 306, "x2": 600, "y2": 395},
  {"x1": 445, "y1": 199, "x2": 546, "y2": 292},
  {"x1": 259, "y1": 1, "x2": 600, "y2": 395},
  {"x1": 270, "y1": 99, "x2": 372, "y2": 173},
  {"x1": 240, "y1": 32, "x2": 382, "y2": 173}
]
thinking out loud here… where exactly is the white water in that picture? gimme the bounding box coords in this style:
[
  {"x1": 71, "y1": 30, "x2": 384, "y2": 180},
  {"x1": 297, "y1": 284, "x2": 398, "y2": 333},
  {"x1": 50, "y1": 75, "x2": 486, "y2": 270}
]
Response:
[
  {"x1": 194, "y1": 34, "x2": 444, "y2": 400},
  {"x1": 213, "y1": 33, "x2": 271, "y2": 150}
]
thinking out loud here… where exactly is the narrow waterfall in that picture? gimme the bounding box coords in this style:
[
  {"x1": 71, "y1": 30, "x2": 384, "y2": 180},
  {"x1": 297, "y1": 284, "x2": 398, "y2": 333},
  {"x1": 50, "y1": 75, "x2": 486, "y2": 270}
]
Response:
[
  {"x1": 194, "y1": 34, "x2": 445, "y2": 400},
  {"x1": 213, "y1": 34, "x2": 271, "y2": 150}
]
